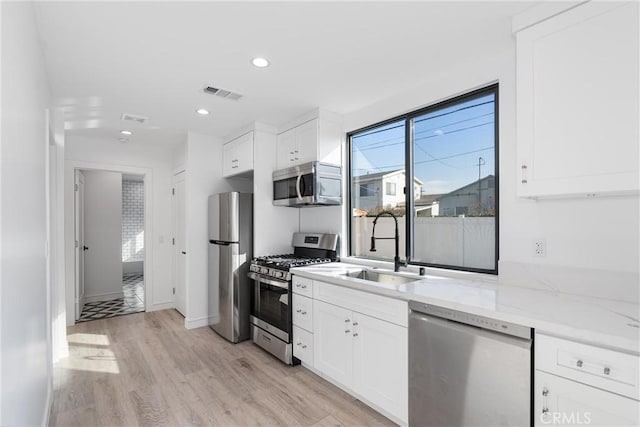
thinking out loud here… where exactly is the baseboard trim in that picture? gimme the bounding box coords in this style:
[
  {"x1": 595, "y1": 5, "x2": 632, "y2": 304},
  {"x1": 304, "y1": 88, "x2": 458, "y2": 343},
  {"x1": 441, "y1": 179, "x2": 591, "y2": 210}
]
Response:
[
  {"x1": 146, "y1": 302, "x2": 174, "y2": 312},
  {"x1": 184, "y1": 315, "x2": 217, "y2": 330},
  {"x1": 83, "y1": 291, "x2": 124, "y2": 303}
]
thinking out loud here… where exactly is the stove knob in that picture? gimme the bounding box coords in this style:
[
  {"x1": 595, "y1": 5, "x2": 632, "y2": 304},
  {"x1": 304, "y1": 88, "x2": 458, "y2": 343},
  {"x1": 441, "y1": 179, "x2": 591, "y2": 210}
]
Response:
[{"x1": 277, "y1": 271, "x2": 284, "y2": 279}]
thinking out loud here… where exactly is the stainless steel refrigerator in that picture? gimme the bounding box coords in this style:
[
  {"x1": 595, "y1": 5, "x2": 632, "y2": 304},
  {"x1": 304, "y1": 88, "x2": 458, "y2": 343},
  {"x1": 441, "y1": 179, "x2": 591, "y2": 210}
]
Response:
[{"x1": 208, "y1": 192, "x2": 253, "y2": 343}]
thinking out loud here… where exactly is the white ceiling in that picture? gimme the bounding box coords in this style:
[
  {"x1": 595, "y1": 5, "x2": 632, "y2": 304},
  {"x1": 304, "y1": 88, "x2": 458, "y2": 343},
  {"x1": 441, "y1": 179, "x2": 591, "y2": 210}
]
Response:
[{"x1": 34, "y1": 1, "x2": 535, "y2": 148}]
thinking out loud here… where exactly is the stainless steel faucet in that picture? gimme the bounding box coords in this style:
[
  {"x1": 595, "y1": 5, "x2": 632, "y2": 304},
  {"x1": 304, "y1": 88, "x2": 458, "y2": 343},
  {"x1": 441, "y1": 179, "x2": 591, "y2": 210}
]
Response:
[{"x1": 369, "y1": 210, "x2": 407, "y2": 272}]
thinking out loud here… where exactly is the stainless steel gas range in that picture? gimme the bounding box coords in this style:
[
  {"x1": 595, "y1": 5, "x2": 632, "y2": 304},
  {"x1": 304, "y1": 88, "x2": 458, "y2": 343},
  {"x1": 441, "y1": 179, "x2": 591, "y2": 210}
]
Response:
[{"x1": 247, "y1": 232, "x2": 338, "y2": 364}]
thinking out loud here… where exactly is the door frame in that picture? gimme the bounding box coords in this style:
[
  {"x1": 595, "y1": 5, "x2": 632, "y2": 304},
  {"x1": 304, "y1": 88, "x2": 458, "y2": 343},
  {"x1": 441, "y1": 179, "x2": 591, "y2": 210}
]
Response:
[
  {"x1": 172, "y1": 171, "x2": 186, "y2": 316},
  {"x1": 73, "y1": 170, "x2": 86, "y2": 320},
  {"x1": 64, "y1": 160, "x2": 153, "y2": 326}
]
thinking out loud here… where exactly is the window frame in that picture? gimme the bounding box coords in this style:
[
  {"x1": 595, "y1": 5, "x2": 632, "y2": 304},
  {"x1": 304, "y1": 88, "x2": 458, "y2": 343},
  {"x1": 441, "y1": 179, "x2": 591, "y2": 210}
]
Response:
[{"x1": 347, "y1": 83, "x2": 499, "y2": 275}]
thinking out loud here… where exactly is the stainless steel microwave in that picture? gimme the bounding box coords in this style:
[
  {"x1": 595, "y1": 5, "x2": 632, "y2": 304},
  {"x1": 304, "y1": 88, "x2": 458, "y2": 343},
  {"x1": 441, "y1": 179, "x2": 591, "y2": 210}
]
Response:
[{"x1": 272, "y1": 161, "x2": 342, "y2": 207}]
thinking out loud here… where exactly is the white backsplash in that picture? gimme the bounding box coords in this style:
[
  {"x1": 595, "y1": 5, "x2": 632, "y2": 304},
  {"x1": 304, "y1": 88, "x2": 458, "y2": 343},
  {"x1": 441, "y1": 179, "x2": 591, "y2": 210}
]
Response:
[{"x1": 498, "y1": 260, "x2": 639, "y2": 304}]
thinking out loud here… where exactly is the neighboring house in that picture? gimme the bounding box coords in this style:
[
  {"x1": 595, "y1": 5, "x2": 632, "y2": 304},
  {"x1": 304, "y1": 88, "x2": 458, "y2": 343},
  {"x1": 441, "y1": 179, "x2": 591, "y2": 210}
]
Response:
[
  {"x1": 437, "y1": 175, "x2": 496, "y2": 216},
  {"x1": 414, "y1": 194, "x2": 443, "y2": 217},
  {"x1": 353, "y1": 170, "x2": 423, "y2": 212}
]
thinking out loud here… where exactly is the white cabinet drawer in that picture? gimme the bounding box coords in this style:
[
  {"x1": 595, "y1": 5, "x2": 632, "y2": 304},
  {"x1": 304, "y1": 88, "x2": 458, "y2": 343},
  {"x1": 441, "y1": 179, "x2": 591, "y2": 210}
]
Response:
[
  {"x1": 292, "y1": 275, "x2": 313, "y2": 297},
  {"x1": 536, "y1": 333, "x2": 639, "y2": 400},
  {"x1": 314, "y1": 281, "x2": 408, "y2": 327},
  {"x1": 292, "y1": 293, "x2": 313, "y2": 332},
  {"x1": 293, "y1": 325, "x2": 314, "y2": 366},
  {"x1": 535, "y1": 370, "x2": 640, "y2": 427}
]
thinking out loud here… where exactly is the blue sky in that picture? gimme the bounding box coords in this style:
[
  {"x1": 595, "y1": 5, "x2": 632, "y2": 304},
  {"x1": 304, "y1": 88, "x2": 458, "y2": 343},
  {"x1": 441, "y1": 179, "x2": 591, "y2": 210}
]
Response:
[{"x1": 352, "y1": 93, "x2": 495, "y2": 195}]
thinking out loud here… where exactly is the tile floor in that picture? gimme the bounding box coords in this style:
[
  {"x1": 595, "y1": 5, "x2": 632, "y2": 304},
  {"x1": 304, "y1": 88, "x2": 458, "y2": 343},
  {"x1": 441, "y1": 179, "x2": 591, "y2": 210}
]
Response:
[{"x1": 77, "y1": 274, "x2": 145, "y2": 322}]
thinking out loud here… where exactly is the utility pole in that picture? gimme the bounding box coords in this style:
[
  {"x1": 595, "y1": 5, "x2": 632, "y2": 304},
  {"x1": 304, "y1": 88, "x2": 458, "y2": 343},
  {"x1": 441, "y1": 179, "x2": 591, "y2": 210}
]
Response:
[{"x1": 477, "y1": 157, "x2": 485, "y2": 212}]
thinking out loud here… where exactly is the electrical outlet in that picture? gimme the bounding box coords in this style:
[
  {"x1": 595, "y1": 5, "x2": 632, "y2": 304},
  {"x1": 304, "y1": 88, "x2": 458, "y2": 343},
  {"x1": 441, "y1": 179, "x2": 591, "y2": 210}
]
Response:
[{"x1": 533, "y1": 239, "x2": 546, "y2": 257}]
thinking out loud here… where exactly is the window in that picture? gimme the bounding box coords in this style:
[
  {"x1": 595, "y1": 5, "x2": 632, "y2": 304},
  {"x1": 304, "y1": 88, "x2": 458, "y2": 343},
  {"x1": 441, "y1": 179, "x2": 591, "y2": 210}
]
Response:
[
  {"x1": 348, "y1": 85, "x2": 498, "y2": 274},
  {"x1": 359, "y1": 183, "x2": 377, "y2": 197},
  {"x1": 385, "y1": 182, "x2": 396, "y2": 196}
]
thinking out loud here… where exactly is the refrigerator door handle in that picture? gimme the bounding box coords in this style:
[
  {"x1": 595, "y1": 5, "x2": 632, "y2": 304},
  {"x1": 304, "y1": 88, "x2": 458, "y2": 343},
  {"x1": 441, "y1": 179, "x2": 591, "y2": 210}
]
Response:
[{"x1": 209, "y1": 240, "x2": 231, "y2": 245}]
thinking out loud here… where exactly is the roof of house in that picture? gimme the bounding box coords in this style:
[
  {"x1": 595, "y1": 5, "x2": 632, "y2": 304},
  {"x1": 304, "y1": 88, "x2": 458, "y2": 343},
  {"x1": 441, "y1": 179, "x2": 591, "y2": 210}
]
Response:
[
  {"x1": 438, "y1": 174, "x2": 495, "y2": 199},
  {"x1": 354, "y1": 169, "x2": 424, "y2": 185},
  {"x1": 416, "y1": 194, "x2": 444, "y2": 205}
]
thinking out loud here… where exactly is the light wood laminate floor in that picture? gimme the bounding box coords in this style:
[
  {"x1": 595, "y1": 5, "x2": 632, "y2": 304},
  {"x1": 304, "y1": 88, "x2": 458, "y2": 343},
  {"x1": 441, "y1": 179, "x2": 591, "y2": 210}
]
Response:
[{"x1": 51, "y1": 309, "x2": 397, "y2": 427}]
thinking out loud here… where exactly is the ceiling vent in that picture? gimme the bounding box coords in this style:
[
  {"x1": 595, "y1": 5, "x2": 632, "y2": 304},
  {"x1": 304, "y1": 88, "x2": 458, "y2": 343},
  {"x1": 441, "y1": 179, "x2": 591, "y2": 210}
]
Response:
[
  {"x1": 120, "y1": 113, "x2": 148, "y2": 124},
  {"x1": 203, "y1": 86, "x2": 243, "y2": 101}
]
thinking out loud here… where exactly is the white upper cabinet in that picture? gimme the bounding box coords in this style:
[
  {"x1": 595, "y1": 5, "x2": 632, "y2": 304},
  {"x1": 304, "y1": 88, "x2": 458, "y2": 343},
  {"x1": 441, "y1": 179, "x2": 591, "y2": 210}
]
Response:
[
  {"x1": 276, "y1": 110, "x2": 343, "y2": 170},
  {"x1": 222, "y1": 131, "x2": 254, "y2": 177},
  {"x1": 516, "y1": 2, "x2": 639, "y2": 198},
  {"x1": 276, "y1": 127, "x2": 297, "y2": 170}
]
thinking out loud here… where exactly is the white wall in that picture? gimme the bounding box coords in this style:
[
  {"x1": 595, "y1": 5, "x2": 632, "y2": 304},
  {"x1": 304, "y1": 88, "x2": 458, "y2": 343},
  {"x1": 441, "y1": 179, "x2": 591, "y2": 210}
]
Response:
[
  {"x1": 184, "y1": 132, "x2": 252, "y2": 329},
  {"x1": 0, "y1": 2, "x2": 52, "y2": 425},
  {"x1": 82, "y1": 170, "x2": 123, "y2": 300},
  {"x1": 343, "y1": 43, "x2": 639, "y2": 300},
  {"x1": 64, "y1": 135, "x2": 177, "y2": 325},
  {"x1": 51, "y1": 110, "x2": 67, "y2": 364}
]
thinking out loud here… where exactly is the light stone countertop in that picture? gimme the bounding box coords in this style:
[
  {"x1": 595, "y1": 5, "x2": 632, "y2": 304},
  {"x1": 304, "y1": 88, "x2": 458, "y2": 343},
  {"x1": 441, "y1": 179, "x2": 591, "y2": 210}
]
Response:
[{"x1": 291, "y1": 262, "x2": 640, "y2": 354}]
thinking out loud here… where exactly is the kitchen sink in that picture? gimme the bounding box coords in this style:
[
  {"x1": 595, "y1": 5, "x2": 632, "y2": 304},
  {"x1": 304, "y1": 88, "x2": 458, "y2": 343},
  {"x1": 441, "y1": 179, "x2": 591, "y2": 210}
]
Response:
[{"x1": 342, "y1": 269, "x2": 419, "y2": 286}]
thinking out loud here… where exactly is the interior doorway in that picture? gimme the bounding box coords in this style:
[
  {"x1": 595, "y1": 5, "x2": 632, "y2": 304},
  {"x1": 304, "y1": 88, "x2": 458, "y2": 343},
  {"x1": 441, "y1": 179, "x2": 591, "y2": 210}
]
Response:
[{"x1": 74, "y1": 169, "x2": 146, "y2": 322}]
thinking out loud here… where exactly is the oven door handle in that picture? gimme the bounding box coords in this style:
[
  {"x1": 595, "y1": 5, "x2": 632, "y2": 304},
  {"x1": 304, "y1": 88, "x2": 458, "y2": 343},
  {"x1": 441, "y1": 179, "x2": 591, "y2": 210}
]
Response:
[{"x1": 248, "y1": 271, "x2": 289, "y2": 289}]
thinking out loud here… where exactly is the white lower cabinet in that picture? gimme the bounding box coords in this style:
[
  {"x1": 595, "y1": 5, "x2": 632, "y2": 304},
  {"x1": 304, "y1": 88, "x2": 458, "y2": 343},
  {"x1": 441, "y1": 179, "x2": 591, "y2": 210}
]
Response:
[
  {"x1": 313, "y1": 298, "x2": 408, "y2": 425},
  {"x1": 535, "y1": 370, "x2": 639, "y2": 427},
  {"x1": 292, "y1": 325, "x2": 314, "y2": 366},
  {"x1": 313, "y1": 300, "x2": 353, "y2": 382},
  {"x1": 352, "y1": 311, "x2": 408, "y2": 423},
  {"x1": 534, "y1": 332, "x2": 640, "y2": 426}
]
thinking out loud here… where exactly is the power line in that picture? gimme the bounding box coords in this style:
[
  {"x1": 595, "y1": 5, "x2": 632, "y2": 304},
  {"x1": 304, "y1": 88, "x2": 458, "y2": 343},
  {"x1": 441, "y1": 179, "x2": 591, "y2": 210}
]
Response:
[
  {"x1": 414, "y1": 112, "x2": 494, "y2": 137},
  {"x1": 354, "y1": 112, "x2": 494, "y2": 152},
  {"x1": 413, "y1": 99, "x2": 494, "y2": 125},
  {"x1": 351, "y1": 98, "x2": 494, "y2": 140},
  {"x1": 356, "y1": 121, "x2": 493, "y2": 153},
  {"x1": 362, "y1": 146, "x2": 494, "y2": 170}
]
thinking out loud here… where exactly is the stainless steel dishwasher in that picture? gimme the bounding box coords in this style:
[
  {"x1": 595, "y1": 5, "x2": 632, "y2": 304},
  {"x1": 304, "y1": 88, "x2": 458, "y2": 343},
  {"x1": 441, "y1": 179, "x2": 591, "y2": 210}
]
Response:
[{"x1": 409, "y1": 301, "x2": 532, "y2": 427}]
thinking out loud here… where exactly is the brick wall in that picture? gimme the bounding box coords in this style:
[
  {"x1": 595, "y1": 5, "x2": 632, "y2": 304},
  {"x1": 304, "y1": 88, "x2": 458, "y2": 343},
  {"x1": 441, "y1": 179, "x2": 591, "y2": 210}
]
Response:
[{"x1": 122, "y1": 180, "x2": 144, "y2": 262}]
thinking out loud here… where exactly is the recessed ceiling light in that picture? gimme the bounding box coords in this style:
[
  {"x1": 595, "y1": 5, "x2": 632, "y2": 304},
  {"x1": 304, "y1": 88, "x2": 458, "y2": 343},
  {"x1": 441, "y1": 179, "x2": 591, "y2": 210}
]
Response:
[
  {"x1": 251, "y1": 57, "x2": 270, "y2": 68},
  {"x1": 196, "y1": 108, "x2": 210, "y2": 115},
  {"x1": 120, "y1": 130, "x2": 133, "y2": 135}
]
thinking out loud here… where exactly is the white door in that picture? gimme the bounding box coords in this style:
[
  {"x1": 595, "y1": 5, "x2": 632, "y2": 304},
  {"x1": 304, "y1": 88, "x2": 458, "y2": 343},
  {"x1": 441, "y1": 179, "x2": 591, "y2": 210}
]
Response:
[
  {"x1": 313, "y1": 300, "x2": 353, "y2": 386},
  {"x1": 173, "y1": 173, "x2": 186, "y2": 316},
  {"x1": 74, "y1": 170, "x2": 86, "y2": 320},
  {"x1": 83, "y1": 171, "x2": 123, "y2": 301},
  {"x1": 352, "y1": 312, "x2": 408, "y2": 423}
]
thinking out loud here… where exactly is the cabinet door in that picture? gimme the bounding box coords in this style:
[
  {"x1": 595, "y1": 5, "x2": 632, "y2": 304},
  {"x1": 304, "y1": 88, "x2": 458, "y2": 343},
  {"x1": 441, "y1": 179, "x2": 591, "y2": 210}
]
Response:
[
  {"x1": 516, "y1": 2, "x2": 639, "y2": 198},
  {"x1": 276, "y1": 128, "x2": 296, "y2": 170},
  {"x1": 222, "y1": 142, "x2": 236, "y2": 177},
  {"x1": 352, "y1": 312, "x2": 408, "y2": 424},
  {"x1": 535, "y1": 370, "x2": 640, "y2": 427},
  {"x1": 295, "y1": 118, "x2": 318, "y2": 165},
  {"x1": 234, "y1": 131, "x2": 254, "y2": 174},
  {"x1": 313, "y1": 300, "x2": 353, "y2": 387}
]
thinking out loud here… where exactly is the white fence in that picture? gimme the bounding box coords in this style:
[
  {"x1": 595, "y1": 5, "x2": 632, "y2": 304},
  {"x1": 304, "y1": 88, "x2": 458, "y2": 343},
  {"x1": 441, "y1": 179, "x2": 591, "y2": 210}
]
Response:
[{"x1": 352, "y1": 216, "x2": 495, "y2": 270}]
